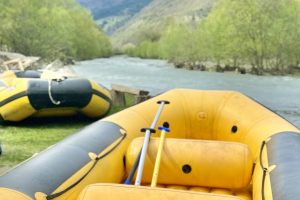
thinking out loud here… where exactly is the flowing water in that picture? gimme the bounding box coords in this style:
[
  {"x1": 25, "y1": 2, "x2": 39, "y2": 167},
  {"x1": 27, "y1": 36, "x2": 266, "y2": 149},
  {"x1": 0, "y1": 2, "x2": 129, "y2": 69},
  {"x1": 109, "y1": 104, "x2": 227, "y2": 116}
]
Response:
[{"x1": 73, "y1": 56, "x2": 300, "y2": 128}]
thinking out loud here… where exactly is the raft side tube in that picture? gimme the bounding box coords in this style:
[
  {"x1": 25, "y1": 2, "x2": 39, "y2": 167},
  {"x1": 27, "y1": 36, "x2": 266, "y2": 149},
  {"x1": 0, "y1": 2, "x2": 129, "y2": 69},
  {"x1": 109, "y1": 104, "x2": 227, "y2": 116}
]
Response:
[
  {"x1": 14, "y1": 70, "x2": 42, "y2": 79},
  {"x1": 267, "y1": 132, "x2": 300, "y2": 200},
  {"x1": 0, "y1": 91, "x2": 28, "y2": 107},
  {"x1": 0, "y1": 121, "x2": 124, "y2": 198},
  {"x1": 27, "y1": 79, "x2": 93, "y2": 109}
]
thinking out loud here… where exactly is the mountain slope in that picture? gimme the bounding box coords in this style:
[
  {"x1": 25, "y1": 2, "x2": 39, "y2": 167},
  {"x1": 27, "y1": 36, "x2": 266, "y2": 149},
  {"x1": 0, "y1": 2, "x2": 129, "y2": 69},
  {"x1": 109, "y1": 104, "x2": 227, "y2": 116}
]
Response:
[
  {"x1": 77, "y1": 0, "x2": 151, "y2": 34},
  {"x1": 112, "y1": 0, "x2": 216, "y2": 47},
  {"x1": 78, "y1": 0, "x2": 150, "y2": 19}
]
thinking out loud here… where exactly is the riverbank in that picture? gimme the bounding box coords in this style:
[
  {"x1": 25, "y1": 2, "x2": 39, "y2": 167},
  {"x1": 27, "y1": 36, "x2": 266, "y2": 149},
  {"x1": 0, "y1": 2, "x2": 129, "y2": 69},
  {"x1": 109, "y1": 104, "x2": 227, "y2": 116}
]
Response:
[
  {"x1": 116, "y1": 50, "x2": 300, "y2": 76},
  {"x1": 3, "y1": 50, "x2": 299, "y2": 76},
  {"x1": 171, "y1": 60, "x2": 300, "y2": 76},
  {"x1": 0, "y1": 51, "x2": 80, "y2": 77}
]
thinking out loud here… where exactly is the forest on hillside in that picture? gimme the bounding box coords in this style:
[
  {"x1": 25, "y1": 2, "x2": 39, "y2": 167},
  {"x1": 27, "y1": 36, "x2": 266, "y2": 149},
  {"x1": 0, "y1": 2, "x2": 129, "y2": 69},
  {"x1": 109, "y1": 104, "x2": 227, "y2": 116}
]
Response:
[
  {"x1": 0, "y1": 0, "x2": 112, "y2": 61},
  {"x1": 126, "y1": 0, "x2": 300, "y2": 74}
]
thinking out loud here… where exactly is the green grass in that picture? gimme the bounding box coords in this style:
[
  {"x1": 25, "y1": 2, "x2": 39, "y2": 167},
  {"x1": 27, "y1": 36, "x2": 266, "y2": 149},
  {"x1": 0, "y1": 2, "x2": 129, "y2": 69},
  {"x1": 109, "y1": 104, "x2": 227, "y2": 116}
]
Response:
[
  {"x1": 0, "y1": 120, "x2": 87, "y2": 167},
  {"x1": 0, "y1": 94, "x2": 135, "y2": 169}
]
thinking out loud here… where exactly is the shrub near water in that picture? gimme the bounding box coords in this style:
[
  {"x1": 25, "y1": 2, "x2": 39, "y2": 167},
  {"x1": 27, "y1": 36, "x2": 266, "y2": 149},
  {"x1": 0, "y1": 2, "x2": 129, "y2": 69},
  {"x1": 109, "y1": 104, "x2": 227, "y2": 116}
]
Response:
[
  {"x1": 127, "y1": 0, "x2": 300, "y2": 72},
  {"x1": 0, "y1": 0, "x2": 112, "y2": 60}
]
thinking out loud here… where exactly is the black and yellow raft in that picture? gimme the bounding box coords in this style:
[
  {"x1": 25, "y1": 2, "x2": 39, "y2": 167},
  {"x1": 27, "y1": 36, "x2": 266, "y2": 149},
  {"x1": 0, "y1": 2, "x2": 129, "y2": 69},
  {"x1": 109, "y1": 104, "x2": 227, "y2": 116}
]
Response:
[
  {"x1": 0, "y1": 89, "x2": 299, "y2": 200},
  {"x1": 0, "y1": 70, "x2": 111, "y2": 122}
]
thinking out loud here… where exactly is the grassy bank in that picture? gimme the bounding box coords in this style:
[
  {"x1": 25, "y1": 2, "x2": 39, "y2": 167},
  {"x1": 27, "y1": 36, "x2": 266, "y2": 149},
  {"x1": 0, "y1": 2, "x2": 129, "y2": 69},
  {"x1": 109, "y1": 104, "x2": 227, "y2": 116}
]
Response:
[{"x1": 0, "y1": 94, "x2": 134, "y2": 172}]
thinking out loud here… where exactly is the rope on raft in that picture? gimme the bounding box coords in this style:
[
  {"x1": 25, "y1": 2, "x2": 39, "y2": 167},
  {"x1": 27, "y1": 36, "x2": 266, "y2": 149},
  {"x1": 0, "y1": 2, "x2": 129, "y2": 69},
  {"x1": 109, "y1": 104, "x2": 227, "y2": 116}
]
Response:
[
  {"x1": 48, "y1": 77, "x2": 67, "y2": 105},
  {"x1": 45, "y1": 133, "x2": 127, "y2": 200},
  {"x1": 259, "y1": 140, "x2": 268, "y2": 200}
]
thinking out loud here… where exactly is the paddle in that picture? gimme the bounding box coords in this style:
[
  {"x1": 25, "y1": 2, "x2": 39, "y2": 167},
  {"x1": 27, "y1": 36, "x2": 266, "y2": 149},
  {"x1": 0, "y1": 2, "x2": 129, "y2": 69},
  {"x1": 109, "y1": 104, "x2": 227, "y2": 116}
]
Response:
[
  {"x1": 123, "y1": 100, "x2": 169, "y2": 185},
  {"x1": 151, "y1": 122, "x2": 170, "y2": 187}
]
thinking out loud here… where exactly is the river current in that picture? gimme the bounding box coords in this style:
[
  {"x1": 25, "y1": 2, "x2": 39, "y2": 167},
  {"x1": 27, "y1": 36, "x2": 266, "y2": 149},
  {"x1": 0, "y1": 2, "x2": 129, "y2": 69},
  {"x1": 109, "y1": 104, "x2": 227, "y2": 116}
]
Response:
[{"x1": 73, "y1": 56, "x2": 300, "y2": 128}]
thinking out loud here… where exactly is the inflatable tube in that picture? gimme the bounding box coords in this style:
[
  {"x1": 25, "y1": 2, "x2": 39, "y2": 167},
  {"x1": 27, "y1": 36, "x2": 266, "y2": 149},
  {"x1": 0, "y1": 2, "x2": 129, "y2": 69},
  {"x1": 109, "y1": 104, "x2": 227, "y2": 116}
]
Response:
[
  {"x1": 78, "y1": 184, "x2": 242, "y2": 200},
  {"x1": 0, "y1": 89, "x2": 299, "y2": 200},
  {"x1": 14, "y1": 70, "x2": 42, "y2": 78},
  {"x1": 126, "y1": 137, "x2": 253, "y2": 189},
  {"x1": 0, "y1": 121, "x2": 125, "y2": 199},
  {"x1": 265, "y1": 132, "x2": 300, "y2": 200},
  {"x1": 0, "y1": 70, "x2": 111, "y2": 122}
]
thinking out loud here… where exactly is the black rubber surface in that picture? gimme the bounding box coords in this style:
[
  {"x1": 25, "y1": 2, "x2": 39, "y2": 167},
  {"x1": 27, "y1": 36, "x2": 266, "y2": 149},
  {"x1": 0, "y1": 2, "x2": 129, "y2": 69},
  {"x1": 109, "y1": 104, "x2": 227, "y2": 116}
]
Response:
[
  {"x1": 0, "y1": 121, "x2": 124, "y2": 198},
  {"x1": 0, "y1": 79, "x2": 111, "y2": 110},
  {"x1": 27, "y1": 79, "x2": 93, "y2": 109},
  {"x1": 267, "y1": 132, "x2": 300, "y2": 200},
  {"x1": 15, "y1": 70, "x2": 42, "y2": 78},
  {"x1": 0, "y1": 91, "x2": 27, "y2": 107}
]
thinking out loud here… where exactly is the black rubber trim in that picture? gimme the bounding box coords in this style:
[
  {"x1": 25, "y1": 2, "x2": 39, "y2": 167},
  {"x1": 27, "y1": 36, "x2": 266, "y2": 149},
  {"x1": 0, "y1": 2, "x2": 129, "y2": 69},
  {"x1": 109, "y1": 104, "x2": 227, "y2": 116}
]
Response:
[
  {"x1": 92, "y1": 89, "x2": 112, "y2": 104},
  {"x1": 0, "y1": 91, "x2": 27, "y2": 107},
  {"x1": 0, "y1": 88, "x2": 111, "y2": 112},
  {"x1": 267, "y1": 132, "x2": 300, "y2": 200},
  {"x1": 89, "y1": 89, "x2": 112, "y2": 118},
  {"x1": 0, "y1": 121, "x2": 125, "y2": 198},
  {"x1": 14, "y1": 70, "x2": 42, "y2": 78},
  {"x1": 27, "y1": 79, "x2": 93, "y2": 109}
]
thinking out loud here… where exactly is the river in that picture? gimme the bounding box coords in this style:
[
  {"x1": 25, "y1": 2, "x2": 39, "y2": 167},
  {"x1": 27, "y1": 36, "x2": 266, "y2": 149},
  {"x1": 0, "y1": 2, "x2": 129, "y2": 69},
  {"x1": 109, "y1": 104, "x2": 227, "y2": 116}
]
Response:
[{"x1": 73, "y1": 56, "x2": 300, "y2": 128}]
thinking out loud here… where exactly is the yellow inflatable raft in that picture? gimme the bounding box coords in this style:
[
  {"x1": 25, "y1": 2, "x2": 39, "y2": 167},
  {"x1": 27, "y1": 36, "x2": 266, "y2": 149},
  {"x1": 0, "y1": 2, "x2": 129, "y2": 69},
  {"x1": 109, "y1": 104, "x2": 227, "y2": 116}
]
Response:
[
  {"x1": 0, "y1": 70, "x2": 111, "y2": 122},
  {"x1": 0, "y1": 89, "x2": 299, "y2": 200}
]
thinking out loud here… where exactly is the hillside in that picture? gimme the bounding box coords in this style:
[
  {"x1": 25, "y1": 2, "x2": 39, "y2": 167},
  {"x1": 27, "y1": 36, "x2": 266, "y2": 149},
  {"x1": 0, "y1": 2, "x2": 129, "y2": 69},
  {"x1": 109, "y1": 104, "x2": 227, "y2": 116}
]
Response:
[
  {"x1": 112, "y1": 0, "x2": 216, "y2": 47},
  {"x1": 77, "y1": 0, "x2": 151, "y2": 34}
]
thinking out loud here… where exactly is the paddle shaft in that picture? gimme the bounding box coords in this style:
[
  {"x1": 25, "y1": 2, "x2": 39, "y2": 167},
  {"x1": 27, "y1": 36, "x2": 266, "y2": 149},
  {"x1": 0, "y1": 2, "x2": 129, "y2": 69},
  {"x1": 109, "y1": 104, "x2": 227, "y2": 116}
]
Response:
[
  {"x1": 123, "y1": 150, "x2": 141, "y2": 184},
  {"x1": 134, "y1": 101, "x2": 167, "y2": 186},
  {"x1": 151, "y1": 127, "x2": 168, "y2": 187}
]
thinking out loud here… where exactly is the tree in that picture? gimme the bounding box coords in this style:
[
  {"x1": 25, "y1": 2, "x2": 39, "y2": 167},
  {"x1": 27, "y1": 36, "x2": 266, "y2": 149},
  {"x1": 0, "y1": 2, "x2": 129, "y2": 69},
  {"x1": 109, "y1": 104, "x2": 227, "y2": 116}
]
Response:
[
  {"x1": 204, "y1": 0, "x2": 300, "y2": 69},
  {"x1": 0, "y1": 0, "x2": 112, "y2": 60}
]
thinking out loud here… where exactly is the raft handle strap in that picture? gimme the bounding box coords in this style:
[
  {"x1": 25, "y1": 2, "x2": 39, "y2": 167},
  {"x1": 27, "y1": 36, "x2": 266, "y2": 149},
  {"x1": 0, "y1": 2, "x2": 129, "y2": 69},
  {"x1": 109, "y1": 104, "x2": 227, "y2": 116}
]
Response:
[
  {"x1": 47, "y1": 76, "x2": 67, "y2": 105},
  {"x1": 48, "y1": 79, "x2": 61, "y2": 105},
  {"x1": 46, "y1": 133, "x2": 126, "y2": 200},
  {"x1": 259, "y1": 140, "x2": 267, "y2": 200}
]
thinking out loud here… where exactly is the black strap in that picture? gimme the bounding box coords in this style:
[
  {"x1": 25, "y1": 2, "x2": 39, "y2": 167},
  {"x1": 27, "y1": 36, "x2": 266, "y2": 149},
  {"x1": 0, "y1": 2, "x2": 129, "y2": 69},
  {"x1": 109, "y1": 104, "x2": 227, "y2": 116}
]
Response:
[
  {"x1": 259, "y1": 140, "x2": 267, "y2": 200},
  {"x1": 140, "y1": 128, "x2": 156, "y2": 133},
  {"x1": 157, "y1": 100, "x2": 170, "y2": 104},
  {"x1": 46, "y1": 133, "x2": 126, "y2": 200}
]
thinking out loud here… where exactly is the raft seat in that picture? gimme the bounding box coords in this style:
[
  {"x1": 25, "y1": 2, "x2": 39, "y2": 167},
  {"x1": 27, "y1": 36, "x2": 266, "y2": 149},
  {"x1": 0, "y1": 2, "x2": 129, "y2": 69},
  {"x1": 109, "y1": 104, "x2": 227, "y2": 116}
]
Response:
[
  {"x1": 79, "y1": 137, "x2": 254, "y2": 200},
  {"x1": 125, "y1": 137, "x2": 254, "y2": 200},
  {"x1": 143, "y1": 184, "x2": 252, "y2": 200},
  {"x1": 78, "y1": 184, "x2": 247, "y2": 200}
]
